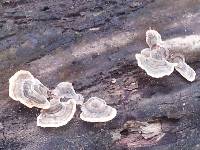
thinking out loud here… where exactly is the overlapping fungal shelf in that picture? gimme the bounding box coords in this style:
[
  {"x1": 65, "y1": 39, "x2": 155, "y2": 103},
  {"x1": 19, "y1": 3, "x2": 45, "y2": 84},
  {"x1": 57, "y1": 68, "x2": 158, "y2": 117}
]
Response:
[
  {"x1": 9, "y1": 70, "x2": 117, "y2": 127},
  {"x1": 135, "y1": 29, "x2": 197, "y2": 82}
]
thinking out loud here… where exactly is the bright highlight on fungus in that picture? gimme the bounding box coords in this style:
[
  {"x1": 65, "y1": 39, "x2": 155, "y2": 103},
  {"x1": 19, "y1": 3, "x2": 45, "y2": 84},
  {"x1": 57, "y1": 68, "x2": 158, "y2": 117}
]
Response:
[
  {"x1": 80, "y1": 97, "x2": 117, "y2": 122},
  {"x1": 136, "y1": 29, "x2": 197, "y2": 82}
]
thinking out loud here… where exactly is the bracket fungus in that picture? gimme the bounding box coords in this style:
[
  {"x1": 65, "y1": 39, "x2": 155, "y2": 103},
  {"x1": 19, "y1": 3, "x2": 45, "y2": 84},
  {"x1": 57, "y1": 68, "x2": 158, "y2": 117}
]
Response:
[
  {"x1": 170, "y1": 53, "x2": 196, "y2": 82},
  {"x1": 135, "y1": 50, "x2": 177, "y2": 78},
  {"x1": 135, "y1": 29, "x2": 196, "y2": 82},
  {"x1": 80, "y1": 97, "x2": 117, "y2": 122},
  {"x1": 9, "y1": 70, "x2": 50, "y2": 109},
  {"x1": 52, "y1": 82, "x2": 84, "y2": 105},
  {"x1": 146, "y1": 29, "x2": 162, "y2": 49},
  {"x1": 37, "y1": 98, "x2": 76, "y2": 127},
  {"x1": 9, "y1": 71, "x2": 119, "y2": 128}
]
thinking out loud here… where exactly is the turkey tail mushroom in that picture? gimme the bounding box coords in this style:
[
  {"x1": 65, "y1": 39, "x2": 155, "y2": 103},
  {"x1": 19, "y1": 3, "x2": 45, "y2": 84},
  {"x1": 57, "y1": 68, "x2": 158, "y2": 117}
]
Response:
[
  {"x1": 146, "y1": 29, "x2": 162, "y2": 48},
  {"x1": 80, "y1": 97, "x2": 117, "y2": 122},
  {"x1": 9, "y1": 70, "x2": 50, "y2": 109},
  {"x1": 170, "y1": 54, "x2": 196, "y2": 82},
  {"x1": 136, "y1": 29, "x2": 197, "y2": 82},
  {"x1": 52, "y1": 82, "x2": 84, "y2": 105},
  {"x1": 37, "y1": 98, "x2": 76, "y2": 127},
  {"x1": 135, "y1": 52, "x2": 177, "y2": 78}
]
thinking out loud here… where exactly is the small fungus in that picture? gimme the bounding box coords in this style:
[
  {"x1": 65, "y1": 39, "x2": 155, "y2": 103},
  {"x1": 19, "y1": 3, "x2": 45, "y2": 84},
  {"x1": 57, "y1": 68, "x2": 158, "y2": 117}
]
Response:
[
  {"x1": 37, "y1": 98, "x2": 76, "y2": 127},
  {"x1": 146, "y1": 29, "x2": 162, "y2": 48},
  {"x1": 9, "y1": 70, "x2": 50, "y2": 109},
  {"x1": 52, "y1": 82, "x2": 84, "y2": 105},
  {"x1": 80, "y1": 97, "x2": 117, "y2": 122},
  {"x1": 170, "y1": 53, "x2": 196, "y2": 82}
]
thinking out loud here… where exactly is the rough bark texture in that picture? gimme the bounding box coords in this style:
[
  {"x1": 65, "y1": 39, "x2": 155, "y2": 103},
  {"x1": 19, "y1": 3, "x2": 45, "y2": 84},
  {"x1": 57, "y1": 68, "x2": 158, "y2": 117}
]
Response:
[{"x1": 1, "y1": 0, "x2": 200, "y2": 150}]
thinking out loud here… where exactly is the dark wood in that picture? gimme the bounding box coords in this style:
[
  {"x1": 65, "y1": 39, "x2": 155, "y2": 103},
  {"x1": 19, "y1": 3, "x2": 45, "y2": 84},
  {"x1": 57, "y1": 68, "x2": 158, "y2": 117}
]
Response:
[{"x1": 1, "y1": 0, "x2": 200, "y2": 149}]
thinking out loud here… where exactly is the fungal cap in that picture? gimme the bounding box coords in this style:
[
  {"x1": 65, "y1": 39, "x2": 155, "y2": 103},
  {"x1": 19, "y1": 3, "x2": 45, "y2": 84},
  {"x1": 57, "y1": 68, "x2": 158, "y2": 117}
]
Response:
[
  {"x1": 146, "y1": 29, "x2": 162, "y2": 48},
  {"x1": 23, "y1": 79, "x2": 50, "y2": 109},
  {"x1": 9, "y1": 70, "x2": 34, "y2": 101},
  {"x1": 80, "y1": 97, "x2": 117, "y2": 122},
  {"x1": 37, "y1": 98, "x2": 76, "y2": 127},
  {"x1": 53, "y1": 82, "x2": 84, "y2": 105},
  {"x1": 170, "y1": 54, "x2": 196, "y2": 82},
  {"x1": 175, "y1": 63, "x2": 196, "y2": 82},
  {"x1": 9, "y1": 70, "x2": 50, "y2": 109},
  {"x1": 135, "y1": 53, "x2": 177, "y2": 78}
]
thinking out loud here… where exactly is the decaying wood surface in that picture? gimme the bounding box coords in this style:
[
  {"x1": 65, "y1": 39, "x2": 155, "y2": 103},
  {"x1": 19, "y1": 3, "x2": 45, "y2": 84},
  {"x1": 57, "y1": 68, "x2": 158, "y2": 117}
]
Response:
[{"x1": 1, "y1": 0, "x2": 200, "y2": 149}]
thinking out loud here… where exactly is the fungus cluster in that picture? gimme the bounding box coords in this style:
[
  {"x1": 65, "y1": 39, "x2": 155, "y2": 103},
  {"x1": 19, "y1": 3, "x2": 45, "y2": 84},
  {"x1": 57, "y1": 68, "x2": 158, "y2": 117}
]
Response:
[
  {"x1": 135, "y1": 29, "x2": 196, "y2": 82},
  {"x1": 9, "y1": 70, "x2": 117, "y2": 127}
]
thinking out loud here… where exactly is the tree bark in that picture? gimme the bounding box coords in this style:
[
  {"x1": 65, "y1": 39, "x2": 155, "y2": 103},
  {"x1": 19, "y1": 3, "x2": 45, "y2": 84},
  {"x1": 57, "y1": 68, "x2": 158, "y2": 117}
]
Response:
[{"x1": 1, "y1": 0, "x2": 200, "y2": 149}]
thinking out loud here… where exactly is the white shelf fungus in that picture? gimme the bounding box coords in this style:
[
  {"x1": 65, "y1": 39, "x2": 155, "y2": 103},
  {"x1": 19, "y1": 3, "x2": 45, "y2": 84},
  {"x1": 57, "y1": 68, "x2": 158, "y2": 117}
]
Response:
[
  {"x1": 80, "y1": 97, "x2": 117, "y2": 122},
  {"x1": 135, "y1": 29, "x2": 196, "y2": 82},
  {"x1": 146, "y1": 29, "x2": 162, "y2": 48},
  {"x1": 9, "y1": 71, "x2": 118, "y2": 128},
  {"x1": 135, "y1": 53, "x2": 177, "y2": 78},
  {"x1": 9, "y1": 70, "x2": 50, "y2": 109},
  {"x1": 52, "y1": 82, "x2": 84, "y2": 105},
  {"x1": 37, "y1": 98, "x2": 76, "y2": 127},
  {"x1": 170, "y1": 54, "x2": 196, "y2": 82}
]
